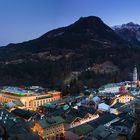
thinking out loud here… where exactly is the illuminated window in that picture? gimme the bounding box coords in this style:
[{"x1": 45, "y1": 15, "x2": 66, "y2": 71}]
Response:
[{"x1": 37, "y1": 101, "x2": 39, "y2": 106}]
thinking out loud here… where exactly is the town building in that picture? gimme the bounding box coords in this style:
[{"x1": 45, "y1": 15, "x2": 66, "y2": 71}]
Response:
[
  {"x1": 11, "y1": 108, "x2": 37, "y2": 121},
  {"x1": 98, "y1": 81, "x2": 131, "y2": 94},
  {"x1": 111, "y1": 115, "x2": 137, "y2": 140},
  {"x1": 65, "y1": 124, "x2": 93, "y2": 140},
  {"x1": 117, "y1": 93, "x2": 134, "y2": 103},
  {"x1": 32, "y1": 116, "x2": 65, "y2": 140},
  {"x1": 0, "y1": 109, "x2": 39, "y2": 140},
  {"x1": 91, "y1": 125, "x2": 126, "y2": 140},
  {"x1": 129, "y1": 87, "x2": 140, "y2": 96},
  {"x1": 37, "y1": 103, "x2": 58, "y2": 114},
  {"x1": 110, "y1": 102, "x2": 124, "y2": 115},
  {"x1": 98, "y1": 83, "x2": 120, "y2": 94},
  {"x1": 98, "y1": 102, "x2": 110, "y2": 112},
  {"x1": 64, "y1": 106, "x2": 99, "y2": 129},
  {"x1": 0, "y1": 87, "x2": 61, "y2": 109},
  {"x1": 88, "y1": 113, "x2": 118, "y2": 129}
]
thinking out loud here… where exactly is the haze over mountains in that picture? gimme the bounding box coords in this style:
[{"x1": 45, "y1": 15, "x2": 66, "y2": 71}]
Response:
[{"x1": 0, "y1": 16, "x2": 140, "y2": 90}]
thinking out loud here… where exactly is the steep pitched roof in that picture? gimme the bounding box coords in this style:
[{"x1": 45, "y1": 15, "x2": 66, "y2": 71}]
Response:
[
  {"x1": 13, "y1": 100, "x2": 24, "y2": 107},
  {"x1": 112, "y1": 102, "x2": 124, "y2": 109},
  {"x1": 12, "y1": 108, "x2": 35, "y2": 120},
  {"x1": 38, "y1": 116, "x2": 65, "y2": 129},
  {"x1": 88, "y1": 113, "x2": 117, "y2": 129},
  {"x1": 92, "y1": 125, "x2": 119, "y2": 140},
  {"x1": 69, "y1": 124, "x2": 93, "y2": 136}
]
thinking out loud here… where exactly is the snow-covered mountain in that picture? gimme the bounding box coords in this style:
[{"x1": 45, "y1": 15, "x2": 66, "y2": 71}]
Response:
[
  {"x1": 113, "y1": 22, "x2": 140, "y2": 30},
  {"x1": 113, "y1": 22, "x2": 140, "y2": 47}
]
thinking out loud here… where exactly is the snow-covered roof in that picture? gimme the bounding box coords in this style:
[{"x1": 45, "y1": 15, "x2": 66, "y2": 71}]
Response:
[
  {"x1": 98, "y1": 103, "x2": 110, "y2": 111},
  {"x1": 93, "y1": 96, "x2": 101, "y2": 104}
]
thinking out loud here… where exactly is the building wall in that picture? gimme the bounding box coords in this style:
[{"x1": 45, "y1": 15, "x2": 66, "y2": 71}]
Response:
[
  {"x1": 32, "y1": 98, "x2": 56, "y2": 108},
  {"x1": 31, "y1": 91, "x2": 61, "y2": 109},
  {"x1": 32, "y1": 122, "x2": 44, "y2": 137},
  {"x1": 32, "y1": 123, "x2": 64, "y2": 140},
  {"x1": 69, "y1": 113, "x2": 99, "y2": 129},
  {"x1": 118, "y1": 95, "x2": 134, "y2": 103},
  {"x1": 0, "y1": 91, "x2": 61, "y2": 109},
  {"x1": 0, "y1": 93, "x2": 36, "y2": 108},
  {"x1": 65, "y1": 131, "x2": 79, "y2": 140}
]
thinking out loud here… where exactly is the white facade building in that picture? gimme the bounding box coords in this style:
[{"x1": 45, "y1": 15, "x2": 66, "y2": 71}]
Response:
[
  {"x1": 98, "y1": 103, "x2": 110, "y2": 112},
  {"x1": 98, "y1": 84, "x2": 120, "y2": 94}
]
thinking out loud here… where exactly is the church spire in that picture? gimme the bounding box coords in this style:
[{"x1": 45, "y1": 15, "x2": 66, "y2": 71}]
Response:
[{"x1": 133, "y1": 66, "x2": 138, "y2": 82}]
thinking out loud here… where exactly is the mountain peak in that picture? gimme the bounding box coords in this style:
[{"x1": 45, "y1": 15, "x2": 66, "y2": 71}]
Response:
[
  {"x1": 78, "y1": 16, "x2": 102, "y2": 23},
  {"x1": 73, "y1": 16, "x2": 104, "y2": 27},
  {"x1": 0, "y1": 16, "x2": 133, "y2": 86},
  {"x1": 122, "y1": 22, "x2": 140, "y2": 28},
  {"x1": 113, "y1": 22, "x2": 140, "y2": 47},
  {"x1": 126, "y1": 22, "x2": 137, "y2": 26},
  {"x1": 113, "y1": 22, "x2": 140, "y2": 30},
  {"x1": 66, "y1": 16, "x2": 114, "y2": 35}
]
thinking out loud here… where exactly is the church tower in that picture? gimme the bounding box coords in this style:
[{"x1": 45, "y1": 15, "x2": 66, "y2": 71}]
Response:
[{"x1": 133, "y1": 66, "x2": 138, "y2": 82}]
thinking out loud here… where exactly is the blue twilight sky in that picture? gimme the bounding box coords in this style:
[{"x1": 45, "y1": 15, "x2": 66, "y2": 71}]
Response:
[{"x1": 0, "y1": 0, "x2": 140, "y2": 46}]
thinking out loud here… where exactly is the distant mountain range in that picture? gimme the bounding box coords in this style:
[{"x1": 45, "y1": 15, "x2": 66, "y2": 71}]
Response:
[
  {"x1": 0, "y1": 16, "x2": 129, "y2": 59},
  {"x1": 113, "y1": 22, "x2": 140, "y2": 47},
  {"x1": 0, "y1": 16, "x2": 140, "y2": 89}
]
